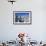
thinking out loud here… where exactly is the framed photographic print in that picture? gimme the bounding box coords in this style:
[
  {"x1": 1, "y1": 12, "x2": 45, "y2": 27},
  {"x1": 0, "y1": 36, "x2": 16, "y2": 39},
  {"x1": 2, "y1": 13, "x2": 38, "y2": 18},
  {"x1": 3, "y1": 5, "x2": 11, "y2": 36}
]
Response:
[{"x1": 13, "y1": 11, "x2": 32, "y2": 25}]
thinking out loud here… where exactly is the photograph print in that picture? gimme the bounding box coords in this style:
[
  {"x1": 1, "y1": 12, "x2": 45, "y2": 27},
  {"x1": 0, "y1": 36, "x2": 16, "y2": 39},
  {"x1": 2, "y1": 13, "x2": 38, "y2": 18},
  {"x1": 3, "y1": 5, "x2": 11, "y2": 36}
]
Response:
[{"x1": 13, "y1": 11, "x2": 32, "y2": 25}]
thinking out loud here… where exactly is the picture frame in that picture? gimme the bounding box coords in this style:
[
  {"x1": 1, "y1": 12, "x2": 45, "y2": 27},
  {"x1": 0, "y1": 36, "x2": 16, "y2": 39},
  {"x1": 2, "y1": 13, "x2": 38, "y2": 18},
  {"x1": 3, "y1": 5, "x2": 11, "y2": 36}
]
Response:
[{"x1": 13, "y1": 11, "x2": 32, "y2": 25}]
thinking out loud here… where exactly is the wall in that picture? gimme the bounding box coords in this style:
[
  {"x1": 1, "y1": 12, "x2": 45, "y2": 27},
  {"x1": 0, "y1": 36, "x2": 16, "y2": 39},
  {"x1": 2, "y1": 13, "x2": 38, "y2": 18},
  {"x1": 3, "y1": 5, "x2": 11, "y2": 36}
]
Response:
[{"x1": 0, "y1": 0, "x2": 46, "y2": 42}]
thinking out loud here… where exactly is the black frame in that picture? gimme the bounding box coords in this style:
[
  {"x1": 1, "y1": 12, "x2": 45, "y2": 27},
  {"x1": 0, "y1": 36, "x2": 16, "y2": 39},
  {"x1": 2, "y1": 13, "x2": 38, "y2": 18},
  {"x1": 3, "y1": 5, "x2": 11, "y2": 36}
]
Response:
[{"x1": 13, "y1": 11, "x2": 32, "y2": 25}]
